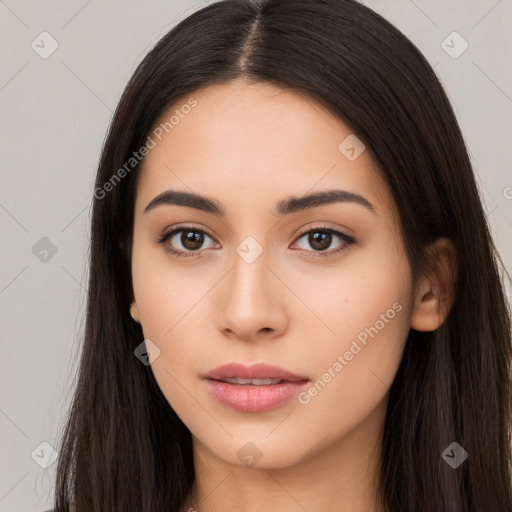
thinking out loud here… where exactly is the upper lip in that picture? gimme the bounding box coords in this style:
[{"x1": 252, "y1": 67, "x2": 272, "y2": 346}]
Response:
[{"x1": 203, "y1": 362, "x2": 310, "y2": 382}]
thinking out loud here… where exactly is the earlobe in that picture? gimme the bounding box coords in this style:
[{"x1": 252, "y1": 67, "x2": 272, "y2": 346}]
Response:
[
  {"x1": 410, "y1": 238, "x2": 458, "y2": 332},
  {"x1": 130, "y1": 302, "x2": 141, "y2": 323},
  {"x1": 410, "y1": 286, "x2": 445, "y2": 332}
]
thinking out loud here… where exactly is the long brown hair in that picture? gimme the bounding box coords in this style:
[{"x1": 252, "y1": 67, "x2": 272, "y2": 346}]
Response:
[{"x1": 52, "y1": 1, "x2": 512, "y2": 510}]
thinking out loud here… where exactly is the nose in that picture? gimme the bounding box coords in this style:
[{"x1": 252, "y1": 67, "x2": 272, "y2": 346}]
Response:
[{"x1": 218, "y1": 245, "x2": 288, "y2": 343}]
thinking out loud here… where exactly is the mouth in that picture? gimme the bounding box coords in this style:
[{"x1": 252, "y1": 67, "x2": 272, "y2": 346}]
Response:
[
  {"x1": 202, "y1": 362, "x2": 311, "y2": 412},
  {"x1": 202, "y1": 361, "x2": 310, "y2": 382},
  {"x1": 210, "y1": 377, "x2": 301, "y2": 386},
  {"x1": 204, "y1": 375, "x2": 310, "y2": 412}
]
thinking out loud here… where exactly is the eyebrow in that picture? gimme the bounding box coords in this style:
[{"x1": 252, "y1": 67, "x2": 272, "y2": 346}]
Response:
[{"x1": 143, "y1": 188, "x2": 376, "y2": 216}]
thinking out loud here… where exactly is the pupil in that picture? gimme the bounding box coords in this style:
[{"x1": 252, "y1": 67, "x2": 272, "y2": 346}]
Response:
[
  {"x1": 182, "y1": 230, "x2": 203, "y2": 250},
  {"x1": 310, "y1": 231, "x2": 331, "y2": 250}
]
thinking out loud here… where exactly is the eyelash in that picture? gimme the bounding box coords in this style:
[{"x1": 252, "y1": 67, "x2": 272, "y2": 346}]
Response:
[{"x1": 156, "y1": 224, "x2": 356, "y2": 259}]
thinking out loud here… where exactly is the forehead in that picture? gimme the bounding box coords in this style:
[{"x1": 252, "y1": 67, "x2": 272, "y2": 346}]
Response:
[{"x1": 135, "y1": 78, "x2": 394, "y2": 221}]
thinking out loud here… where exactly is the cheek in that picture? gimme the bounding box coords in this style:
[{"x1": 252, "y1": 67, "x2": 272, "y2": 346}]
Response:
[
  {"x1": 299, "y1": 287, "x2": 410, "y2": 397},
  {"x1": 301, "y1": 238, "x2": 412, "y2": 352},
  {"x1": 131, "y1": 241, "x2": 219, "y2": 412},
  {"x1": 294, "y1": 237, "x2": 413, "y2": 410},
  {"x1": 131, "y1": 231, "x2": 202, "y2": 339},
  {"x1": 131, "y1": 260, "x2": 208, "y2": 416}
]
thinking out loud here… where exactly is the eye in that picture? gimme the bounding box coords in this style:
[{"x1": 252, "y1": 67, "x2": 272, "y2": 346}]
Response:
[
  {"x1": 156, "y1": 225, "x2": 217, "y2": 258},
  {"x1": 156, "y1": 224, "x2": 356, "y2": 259},
  {"x1": 291, "y1": 225, "x2": 356, "y2": 258}
]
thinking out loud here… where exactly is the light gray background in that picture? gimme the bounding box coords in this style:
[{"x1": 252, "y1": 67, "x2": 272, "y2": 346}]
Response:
[{"x1": 1, "y1": 0, "x2": 511, "y2": 510}]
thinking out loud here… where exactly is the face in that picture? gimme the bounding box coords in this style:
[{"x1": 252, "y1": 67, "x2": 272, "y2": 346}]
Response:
[{"x1": 131, "y1": 78, "x2": 416, "y2": 469}]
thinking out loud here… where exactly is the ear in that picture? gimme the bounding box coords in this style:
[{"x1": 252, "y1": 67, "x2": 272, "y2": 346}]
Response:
[
  {"x1": 410, "y1": 237, "x2": 458, "y2": 332},
  {"x1": 130, "y1": 302, "x2": 141, "y2": 323}
]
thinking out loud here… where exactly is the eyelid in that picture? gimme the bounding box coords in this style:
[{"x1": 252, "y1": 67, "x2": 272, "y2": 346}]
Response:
[
  {"x1": 291, "y1": 224, "x2": 356, "y2": 255},
  {"x1": 157, "y1": 222, "x2": 356, "y2": 258},
  {"x1": 157, "y1": 223, "x2": 218, "y2": 248},
  {"x1": 159, "y1": 223, "x2": 215, "y2": 239},
  {"x1": 294, "y1": 223, "x2": 354, "y2": 240},
  {"x1": 159, "y1": 223, "x2": 353, "y2": 242}
]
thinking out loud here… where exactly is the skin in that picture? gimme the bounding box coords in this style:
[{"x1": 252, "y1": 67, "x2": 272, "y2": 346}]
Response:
[{"x1": 130, "y1": 78, "x2": 457, "y2": 512}]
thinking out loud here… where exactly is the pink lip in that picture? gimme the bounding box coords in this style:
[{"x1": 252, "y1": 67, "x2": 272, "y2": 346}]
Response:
[
  {"x1": 202, "y1": 362, "x2": 310, "y2": 412},
  {"x1": 202, "y1": 362, "x2": 309, "y2": 381}
]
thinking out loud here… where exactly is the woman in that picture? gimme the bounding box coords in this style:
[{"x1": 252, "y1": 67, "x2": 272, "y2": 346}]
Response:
[{"x1": 50, "y1": 0, "x2": 512, "y2": 510}]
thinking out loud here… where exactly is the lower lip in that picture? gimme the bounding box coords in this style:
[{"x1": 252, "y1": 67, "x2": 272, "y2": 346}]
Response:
[{"x1": 204, "y1": 379, "x2": 310, "y2": 412}]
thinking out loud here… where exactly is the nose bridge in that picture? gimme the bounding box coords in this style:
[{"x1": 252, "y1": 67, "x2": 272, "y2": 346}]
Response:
[
  {"x1": 229, "y1": 232, "x2": 271, "y2": 301},
  {"x1": 218, "y1": 229, "x2": 286, "y2": 338},
  {"x1": 227, "y1": 208, "x2": 275, "y2": 280}
]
